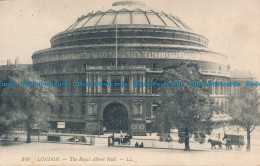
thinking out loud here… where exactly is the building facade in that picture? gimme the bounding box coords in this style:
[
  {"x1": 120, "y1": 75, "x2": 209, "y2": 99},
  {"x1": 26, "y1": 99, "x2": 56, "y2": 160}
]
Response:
[{"x1": 32, "y1": 1, "x2": 233, "y2": 135}]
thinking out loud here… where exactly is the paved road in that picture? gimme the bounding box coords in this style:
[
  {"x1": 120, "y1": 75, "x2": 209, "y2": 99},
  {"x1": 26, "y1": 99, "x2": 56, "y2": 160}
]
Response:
[{"x1": 0, "y1": 142, "x2": 259, "y2": 166}]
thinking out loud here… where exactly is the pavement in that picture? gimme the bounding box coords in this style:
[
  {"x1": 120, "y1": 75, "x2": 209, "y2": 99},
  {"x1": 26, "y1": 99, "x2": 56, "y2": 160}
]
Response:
[
  {"x1": 0, "y1": 126, "x2": 260, "y2": 166},
  {"x1": 0, "y1": 141, "x2": 259, "y2": 166}
]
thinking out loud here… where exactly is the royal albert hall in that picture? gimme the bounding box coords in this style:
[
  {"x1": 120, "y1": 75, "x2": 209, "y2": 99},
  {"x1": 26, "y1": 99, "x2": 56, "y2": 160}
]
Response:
[{"x1": 32, "y1": 1, "x2": 233, "y2": 135}]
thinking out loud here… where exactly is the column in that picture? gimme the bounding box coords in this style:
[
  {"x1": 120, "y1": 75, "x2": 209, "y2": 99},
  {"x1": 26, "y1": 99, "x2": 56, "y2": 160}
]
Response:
[
  {"x1": 121, "y1": 75, "x2": 124, "y2": 94},
  {"x1": 86, "y1": 74, "x2": 89, "y2": 94},
  {"x1": 89, "y1": 74, "x2": 92, "y2": 94},
  {"x1": 93, "y1": 74, "x2": 97, "y2": 95},
  {"x1": 130, "y1": 74, "x2": 134, "y2": 94},
  {"x1": 134, "y1": 74, "x2": 137, "y2": 94},
  {"x1": 139, "y1": 74, "x2": 143, "y2": 94},
  {"x1": 107, "y1": 74, "x2": 111, "y2": 94},
  {"x1": 142, "y1": 74, "x2": 146, "y2": 94},
  {"x1": 97, "y1": 74, "x2": 102, "y2": 94}
]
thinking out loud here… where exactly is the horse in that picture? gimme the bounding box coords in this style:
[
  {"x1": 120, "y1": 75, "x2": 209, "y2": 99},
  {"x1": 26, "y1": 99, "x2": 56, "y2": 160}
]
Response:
[
  {"x1": 13, "y1": 137, "x2": 19, "y2": 142},
  {"x1": 208, "y1": 138, "x2": 222, "y2": 149}
]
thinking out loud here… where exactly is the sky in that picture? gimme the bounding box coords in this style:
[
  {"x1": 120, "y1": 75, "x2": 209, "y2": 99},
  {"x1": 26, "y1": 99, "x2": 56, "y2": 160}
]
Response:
[{"x1": 0, "y1": 0, "x2": 260, "y2": 79}]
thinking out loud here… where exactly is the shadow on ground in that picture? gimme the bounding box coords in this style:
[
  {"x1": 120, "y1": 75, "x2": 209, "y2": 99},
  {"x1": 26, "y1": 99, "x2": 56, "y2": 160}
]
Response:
[{"x1": 0, "y1": 140, "x2": 25, "y2": 146}]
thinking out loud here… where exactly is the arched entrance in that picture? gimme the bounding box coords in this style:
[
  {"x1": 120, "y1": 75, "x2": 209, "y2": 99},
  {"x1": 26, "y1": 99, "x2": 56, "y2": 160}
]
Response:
[{"x1": 103, "y1": 103, "x2": 128, "y2": 132}]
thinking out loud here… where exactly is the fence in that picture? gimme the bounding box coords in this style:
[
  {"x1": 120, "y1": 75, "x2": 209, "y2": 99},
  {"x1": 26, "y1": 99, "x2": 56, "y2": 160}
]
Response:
[
  {"x1": 107, "y1": 135, "x2": 212, "y2": 151},
  {"x1": 4, "y1": 131, "x2": 260, "y2": 152},
  {"x1": 45, "y1": 134, "x2": 95, "y2": 145},
  {"x1": 1, "y1": 132, "x2": 95, "y2": 145}
]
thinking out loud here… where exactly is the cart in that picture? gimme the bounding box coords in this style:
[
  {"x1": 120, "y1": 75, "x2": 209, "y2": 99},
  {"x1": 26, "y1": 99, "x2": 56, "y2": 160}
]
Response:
[{"x1": 223, "y1": 134, "x2": 244, "y2": 150}]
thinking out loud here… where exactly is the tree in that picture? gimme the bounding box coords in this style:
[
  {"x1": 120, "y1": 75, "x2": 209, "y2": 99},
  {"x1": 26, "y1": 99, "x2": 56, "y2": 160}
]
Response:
[
  {"x1": 0, "y1": 70, "x2": 19, "y2": 136},
  {"x1": 226, "y1": 86, "x2": 260, "y2": 152},
  {"x1": 0, "y1": 68, "x2": 58, "y2": 143},
  {"x1": 154, "y1": 63, "x2": 214, "y2": 151}
]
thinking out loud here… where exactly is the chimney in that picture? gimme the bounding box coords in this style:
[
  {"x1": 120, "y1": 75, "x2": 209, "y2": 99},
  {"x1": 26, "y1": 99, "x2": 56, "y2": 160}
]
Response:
[
  {"x1": 7, "y1": 59, "x2": 12, "y2": 66},
  {"x1": 15, "y1": 57, "x2": 19, "y2": 66}
]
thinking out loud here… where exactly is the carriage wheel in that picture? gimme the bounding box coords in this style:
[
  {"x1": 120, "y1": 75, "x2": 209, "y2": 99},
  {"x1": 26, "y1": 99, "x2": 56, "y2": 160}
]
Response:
[
  {"x1": 225, "y1": 144, "x2": 232, "y2": 150},
  {"x1": 235, "y1": 145, "x2": 243, "y2": 151}
]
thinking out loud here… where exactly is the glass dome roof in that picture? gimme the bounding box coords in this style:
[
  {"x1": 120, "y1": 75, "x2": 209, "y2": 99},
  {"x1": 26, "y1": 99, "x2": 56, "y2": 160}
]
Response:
[{"x1": 67, "y1": 7, "x2": 192, "y2": 31}]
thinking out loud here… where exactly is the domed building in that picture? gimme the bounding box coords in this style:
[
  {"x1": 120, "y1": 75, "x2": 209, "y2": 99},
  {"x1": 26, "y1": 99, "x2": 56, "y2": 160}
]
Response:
[{"x1": 32, "y1": 1, "x2": 231, "y2": 135}]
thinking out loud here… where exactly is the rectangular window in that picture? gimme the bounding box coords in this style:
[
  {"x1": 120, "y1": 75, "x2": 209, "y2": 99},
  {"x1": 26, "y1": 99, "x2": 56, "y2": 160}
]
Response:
[
  {"x1": 124, "y1": 75, "x2": 129, "y2": 93},
  {"x1": 111, "y1": 62, "x2": 126, "y2": 68},
  {"x1": 136, "y1": 74, "x2": 140, "y2": 94},
  {"x1": 134, "y1": 104, "x2": 142, "y2": 114},
  {"x1": 81, "y1": 103, "x2": 86, "y2": 116},
  {"x1": 59, "y1": 105, "x2": 63, "y2": 117},
  {"x1": 83, "y1": 64, "x2": 87, "y2": 70},
  {"x1": 89, "y1": 104, "x2": 96, "y2": 115},
  {"x1": 102, "y1": 75, "x2": 107, "y2": 93},
  {"x1": 95, "y1": 75, "x2": 98, "y2": 94},
  {"x1": 152, "y1": 63, "x2": 157, "y2": 71},
  {"x1": 90, "y1": 75, "x2": 94, "y2": 95},
  {"x1": 81, "y1": 85, "x2": 86, "y2": 94},
  {"x1": 70, "y1": 86, "x2": 74, "y2": 94},
  {"x1": 58, "y1": 80, "x2": 64, "y2": 93},
  {"x1": 50, "y1": 105, "x2": 54, "y2": 114},
  {"x1": 68, "y1": 80, "x2": 74, "y2": 94},
  {"x1": 209, "y1": 85, "x2": 213, "y2": 95},
  {"x1": 58, "y1": 86, "x2": 62, "y2": 93},
  {"x1": 215, "y1": 86, "x2": 219, "y2": 95},
  {"x1": 152, "y1": 104, "x2": 158, "y2": 118},
  {"x1": 69, "y1": 102, "x2": 73, "y2": 117},
  {"x1": 111, "y1": 75, "x2": 121, "y2": 93}
]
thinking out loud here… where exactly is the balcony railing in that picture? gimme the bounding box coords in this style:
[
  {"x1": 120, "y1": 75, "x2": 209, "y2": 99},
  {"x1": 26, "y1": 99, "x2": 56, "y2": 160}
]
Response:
[
  {"x1": 86, "y1": 65, "x2": 146, "y2": 70},
  {"x1": 200, "y1": 69, "x2": 231, "y2": 77},
  {"x1": 39, "y1": 67, "x2": 230, "y2": 77}
]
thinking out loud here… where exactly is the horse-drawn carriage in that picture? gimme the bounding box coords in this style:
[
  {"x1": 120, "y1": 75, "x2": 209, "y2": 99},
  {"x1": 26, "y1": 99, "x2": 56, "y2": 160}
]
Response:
[
  {"x1": 223, "y1": 134, "x2": 244, "y2": 150},
  {"x1": 208, "y1": 134, "x2": 245, "y2": 150},
  {"x1": 159, "y1": 133, "x2": 173, "y2": 142},
  {"x1": 111, "y1": 133, "x2": 132, "y2": 145}
]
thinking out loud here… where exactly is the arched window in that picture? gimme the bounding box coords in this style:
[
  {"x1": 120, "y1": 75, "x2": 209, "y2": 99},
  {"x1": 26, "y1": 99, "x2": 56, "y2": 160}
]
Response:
[
  {"x1": 70, "y1": 79, "x2": 74, "y2": 94},
  {"x1": 59, "y1": 105, "x2": 63, "y2": 117},
  {"x1": 58, "y1": 79, "x2": 64, "y2": 94},
  {"x1": 224, "y1": 101, "x2": 227, "y2": 113},
  {"x1": 81, "y1": 102, "x2": 86, "y2": 116},
  {"x1": 215, "y1": 84, "x2": 219, "y2": 95},
  {"x1": 220, "y1": 86, "x2": 223, "y2": 95},
  {"x1": 208, "y1": 80, "x2": 213, "y2": 95},
  {"x1": 215, "y1": 100, "x2": 220, "y2": 114},
  {"x1": 50, "y1": 105, "x2": 54, "y2": 114},
  {"x1": 221, "y1": 101, "x2": 224, "y2": 114}
]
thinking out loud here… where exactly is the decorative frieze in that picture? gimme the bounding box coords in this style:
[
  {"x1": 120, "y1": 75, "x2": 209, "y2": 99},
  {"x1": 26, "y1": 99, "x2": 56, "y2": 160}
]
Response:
[{"x1": 33, "y1": 49, "x2": 227, "y2": 65}]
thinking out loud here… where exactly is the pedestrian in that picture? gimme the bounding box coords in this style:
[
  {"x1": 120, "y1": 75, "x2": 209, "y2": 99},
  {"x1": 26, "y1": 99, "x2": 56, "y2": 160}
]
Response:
[
  {"x1": 120, "y1": 130, "x2": 123, "y2": 143},
  {"x1": 112, "y1": 133, "x2": 115, "y2": 146},
  {"x1": 84, "y1": 134, "x2": 87, "y2": 144},
  {"x1": 139, "y1": 142, "x2": 144, "y2": 148}
]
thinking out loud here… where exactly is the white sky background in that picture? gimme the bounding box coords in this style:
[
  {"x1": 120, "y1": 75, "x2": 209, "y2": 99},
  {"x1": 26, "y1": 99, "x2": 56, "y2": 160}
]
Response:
[{"x1": 0, "y1": 0, "x2": 260, "y2": 80}]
